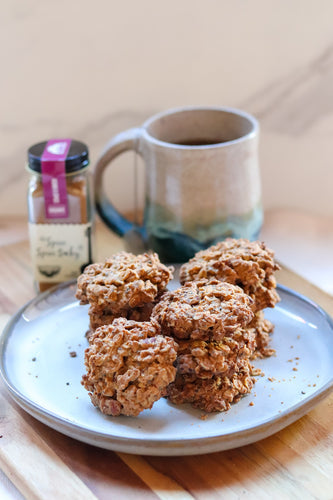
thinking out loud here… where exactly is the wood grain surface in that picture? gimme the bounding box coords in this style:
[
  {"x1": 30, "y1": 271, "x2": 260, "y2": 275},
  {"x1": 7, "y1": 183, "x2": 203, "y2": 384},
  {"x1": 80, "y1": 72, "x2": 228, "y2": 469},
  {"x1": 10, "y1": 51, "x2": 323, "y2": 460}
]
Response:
[{"x1": 0, "y1": 217, "x2": 332, "y2": 500}]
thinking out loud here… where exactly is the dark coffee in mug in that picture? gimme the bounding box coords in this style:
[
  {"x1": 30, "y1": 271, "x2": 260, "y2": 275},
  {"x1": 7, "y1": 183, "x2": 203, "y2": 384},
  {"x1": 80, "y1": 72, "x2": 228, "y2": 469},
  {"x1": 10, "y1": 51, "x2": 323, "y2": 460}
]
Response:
[{"x1": 170, "y1": 138, "x2": 227, "y2": 146}]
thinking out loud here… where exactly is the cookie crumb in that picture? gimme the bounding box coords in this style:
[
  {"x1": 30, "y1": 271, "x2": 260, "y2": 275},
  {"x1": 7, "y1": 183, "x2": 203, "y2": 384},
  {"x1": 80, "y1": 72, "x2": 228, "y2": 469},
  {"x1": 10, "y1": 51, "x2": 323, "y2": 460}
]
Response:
[
  {"x1": 249, "y1": 401, "x2": 254, "y2": 406},
  {"x1": 200, "y1": 414, "x2": 208, "y2": 420},
  {"x1": 70, "y1": 351, "x2": 77, "y2": 358},
  {"x1": 268, "y1": 377, "x2": 275, "y2": 382},
  {"x1": 292, "y1": 367, "x2": 298, "y2": 371}
]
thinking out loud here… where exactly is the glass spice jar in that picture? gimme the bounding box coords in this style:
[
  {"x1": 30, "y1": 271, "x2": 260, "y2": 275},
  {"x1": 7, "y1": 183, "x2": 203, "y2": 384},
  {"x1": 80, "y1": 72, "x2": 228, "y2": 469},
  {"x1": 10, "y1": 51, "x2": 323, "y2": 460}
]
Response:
[{"x1": 27, "y1": 139, "x2": 94, "y2": 293}]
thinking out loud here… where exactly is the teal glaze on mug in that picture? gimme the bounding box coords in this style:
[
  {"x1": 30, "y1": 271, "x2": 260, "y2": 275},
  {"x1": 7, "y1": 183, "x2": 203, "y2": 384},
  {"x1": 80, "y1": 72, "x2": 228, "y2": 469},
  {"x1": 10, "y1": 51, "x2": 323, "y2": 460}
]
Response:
[{"x1": 94, "y1": 106, "x2": 263, "y2": 263}]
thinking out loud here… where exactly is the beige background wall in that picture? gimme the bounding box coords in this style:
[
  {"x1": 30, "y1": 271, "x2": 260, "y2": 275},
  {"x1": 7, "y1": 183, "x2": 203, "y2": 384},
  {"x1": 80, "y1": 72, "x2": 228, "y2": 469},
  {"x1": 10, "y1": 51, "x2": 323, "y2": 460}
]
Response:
[{"x1": 1, "y1": 0, "x2": 333, "y2": 218}]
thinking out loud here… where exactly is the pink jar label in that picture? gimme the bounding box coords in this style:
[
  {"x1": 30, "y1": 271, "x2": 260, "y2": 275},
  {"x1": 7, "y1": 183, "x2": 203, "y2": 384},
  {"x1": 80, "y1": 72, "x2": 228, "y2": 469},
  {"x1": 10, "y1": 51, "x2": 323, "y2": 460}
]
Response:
[{"x1": 41, "y1": 139, "x2": 72, "y2": 219}]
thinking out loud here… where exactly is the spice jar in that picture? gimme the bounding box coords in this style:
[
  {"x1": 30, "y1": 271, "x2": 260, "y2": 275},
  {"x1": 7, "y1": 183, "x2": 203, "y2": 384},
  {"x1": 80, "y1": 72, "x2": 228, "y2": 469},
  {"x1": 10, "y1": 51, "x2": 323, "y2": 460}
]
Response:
[{"x1": 27, "y1": 139, "x2": 94, "y2": 292}]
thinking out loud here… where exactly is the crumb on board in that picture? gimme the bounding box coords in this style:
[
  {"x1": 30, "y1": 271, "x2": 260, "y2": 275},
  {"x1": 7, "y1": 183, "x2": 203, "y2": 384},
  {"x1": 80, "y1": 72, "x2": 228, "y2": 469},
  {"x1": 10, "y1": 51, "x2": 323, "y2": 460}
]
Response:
[
  {"x1": 200, "y1": 414, "x2": 208, "y2": 421},
  {"x1": 292, "y1": 367, "x2": 298, "y2": 371},
  {"x1": 70, "y1": 351, "x2": 77, "y2": 358},
  {"x1": 268, "y1": 377, "x2": 276, "y2": 382},
  {"x1": 301, "y1": 391, "x2": 306, "y2": 394},
  {"x1": 249, "y1": 401, "x2": 254, "y2": 406},
  {"x1": 32, "y1": 357, "x2": 36, "y2": 362}
]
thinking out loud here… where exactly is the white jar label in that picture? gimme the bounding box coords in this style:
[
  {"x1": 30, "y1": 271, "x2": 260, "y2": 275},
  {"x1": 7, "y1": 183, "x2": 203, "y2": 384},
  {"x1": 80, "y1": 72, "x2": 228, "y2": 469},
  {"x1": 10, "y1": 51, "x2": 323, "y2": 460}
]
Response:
[{"x1": 28, "y1": 222, "x2": 92, "y2": 283}]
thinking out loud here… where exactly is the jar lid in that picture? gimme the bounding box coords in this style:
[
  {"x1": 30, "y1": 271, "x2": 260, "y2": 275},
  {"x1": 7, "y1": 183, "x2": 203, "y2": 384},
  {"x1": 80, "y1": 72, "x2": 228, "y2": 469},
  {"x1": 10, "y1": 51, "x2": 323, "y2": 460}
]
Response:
[{"x1": 28, "y1": 139, "x2": 89, "y2": 173}]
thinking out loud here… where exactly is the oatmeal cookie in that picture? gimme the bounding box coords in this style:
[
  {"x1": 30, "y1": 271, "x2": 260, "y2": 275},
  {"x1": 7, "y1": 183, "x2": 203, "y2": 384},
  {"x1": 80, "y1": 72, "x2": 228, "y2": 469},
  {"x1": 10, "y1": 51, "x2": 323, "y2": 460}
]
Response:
[
  {"x1": 167, "y1": 362, "x2": 255, "y2": 412},
  {"x1": 88, "y1": 301, "x2": 157, "y2": 332},
  {"x1": 179, "y1": 238, "x2": 280, "y2": 312},
  {"x1": 249, "y1": 311, "x2": 275, "y2": 358},
  {"x1": 175, "y1": 328, "x2": 256, "y2": 379},
  {"x1": 76, "y1": 251, "x2": 173, "y2": 313},
  {"x1": 151, "y1": 280, "x2": 254, "y2": 341},
  {"x1": 82, "y1": 318, "x2": 178, "y2": 417},
  {"x1": 85, "y1": 302, "x2": 157, "y2": 342}
]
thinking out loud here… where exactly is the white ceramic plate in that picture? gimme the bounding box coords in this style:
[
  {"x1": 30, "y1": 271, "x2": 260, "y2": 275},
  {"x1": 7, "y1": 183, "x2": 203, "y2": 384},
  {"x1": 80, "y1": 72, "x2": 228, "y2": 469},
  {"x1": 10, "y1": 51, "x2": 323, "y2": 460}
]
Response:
[{"x1": 1, "y1": 281, "x2": 333, "y2": 456}]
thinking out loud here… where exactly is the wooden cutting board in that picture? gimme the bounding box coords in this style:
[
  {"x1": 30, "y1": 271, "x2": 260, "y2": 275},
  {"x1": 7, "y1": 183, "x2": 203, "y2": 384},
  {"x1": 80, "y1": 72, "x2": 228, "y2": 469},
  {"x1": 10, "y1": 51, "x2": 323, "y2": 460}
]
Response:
[{"x1": 1, "y1": 220, "x2": 333, "y2": 500}]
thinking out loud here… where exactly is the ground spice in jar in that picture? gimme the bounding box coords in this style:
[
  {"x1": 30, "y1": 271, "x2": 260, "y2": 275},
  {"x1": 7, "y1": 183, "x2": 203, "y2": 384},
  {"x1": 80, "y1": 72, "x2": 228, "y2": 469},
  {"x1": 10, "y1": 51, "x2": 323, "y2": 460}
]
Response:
[{"x1": 27, "y1": 139, "x2": 94, "y2": 292}]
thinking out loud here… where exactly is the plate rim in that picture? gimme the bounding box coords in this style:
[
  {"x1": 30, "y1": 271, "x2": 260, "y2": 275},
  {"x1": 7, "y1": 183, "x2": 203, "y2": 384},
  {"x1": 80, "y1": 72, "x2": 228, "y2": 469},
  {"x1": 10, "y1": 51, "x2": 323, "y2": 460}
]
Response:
[{"x1": 1, "y1": 281, "x2": 333, "y2": 455}]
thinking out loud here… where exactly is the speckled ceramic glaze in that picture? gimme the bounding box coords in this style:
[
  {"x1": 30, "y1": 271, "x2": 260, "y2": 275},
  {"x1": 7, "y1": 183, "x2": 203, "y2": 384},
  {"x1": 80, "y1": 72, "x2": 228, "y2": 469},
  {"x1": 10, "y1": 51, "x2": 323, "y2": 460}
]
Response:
[
  {"x1": 1, "y1": 280, "x2": 333, "y2": 456},
  {"x1": 95, "y1": 107, "x2": 262, "y2": 262}
]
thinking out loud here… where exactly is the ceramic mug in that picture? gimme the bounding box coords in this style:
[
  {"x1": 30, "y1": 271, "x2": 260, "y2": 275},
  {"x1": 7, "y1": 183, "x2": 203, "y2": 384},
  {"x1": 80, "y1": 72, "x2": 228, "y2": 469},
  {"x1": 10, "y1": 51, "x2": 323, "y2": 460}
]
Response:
[{"x1": 94, "y1": 106, "x2": 262, "y2": 263}]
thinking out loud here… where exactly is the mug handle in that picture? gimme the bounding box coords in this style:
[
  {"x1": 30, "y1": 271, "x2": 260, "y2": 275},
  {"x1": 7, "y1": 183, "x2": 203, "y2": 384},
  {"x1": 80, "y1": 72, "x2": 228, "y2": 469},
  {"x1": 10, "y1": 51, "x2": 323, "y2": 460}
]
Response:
[{"x1": 94, "y1": 128, "x2": 143, "y2": 237}]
